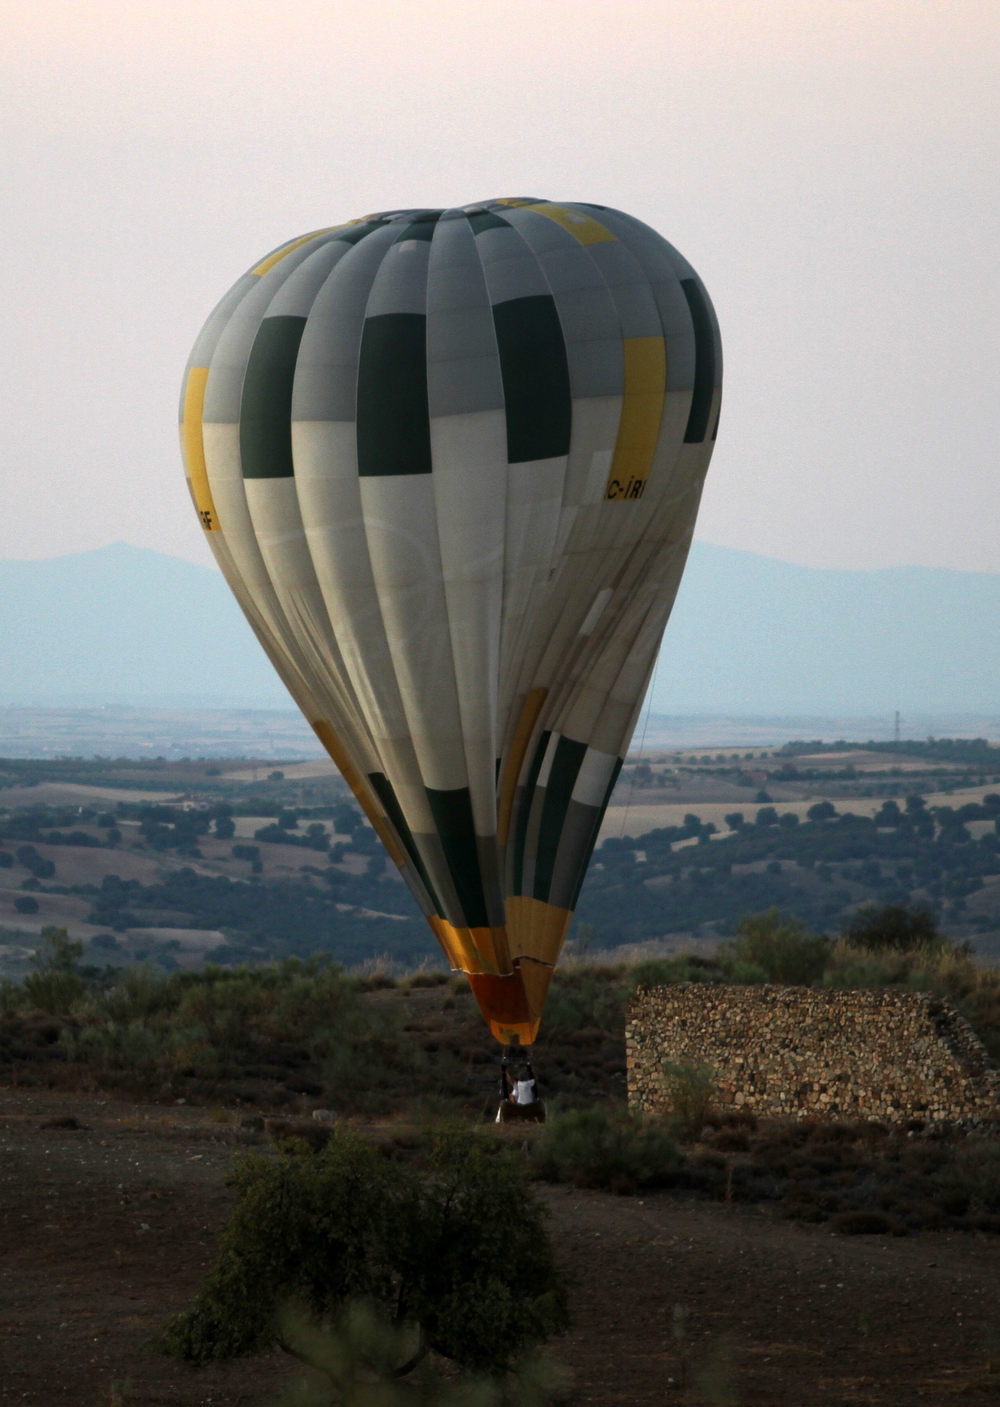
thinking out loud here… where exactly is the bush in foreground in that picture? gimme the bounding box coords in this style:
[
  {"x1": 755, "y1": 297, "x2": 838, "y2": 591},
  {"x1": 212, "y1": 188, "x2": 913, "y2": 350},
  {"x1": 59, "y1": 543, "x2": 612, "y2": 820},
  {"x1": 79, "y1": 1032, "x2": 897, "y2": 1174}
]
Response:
[
  {"x1": 660, "y1": 1062, "x2": 718, "y2": 1139},
  {"x1": 161, "y1": 1128, "x2": 568, "y2": 1380},
  {"x1": 269, "y1": 1302, "x2": 566, "y2": 1407},
  {"x1": 532, "y1": 1104, "x2": 680, "y2": 1194}
]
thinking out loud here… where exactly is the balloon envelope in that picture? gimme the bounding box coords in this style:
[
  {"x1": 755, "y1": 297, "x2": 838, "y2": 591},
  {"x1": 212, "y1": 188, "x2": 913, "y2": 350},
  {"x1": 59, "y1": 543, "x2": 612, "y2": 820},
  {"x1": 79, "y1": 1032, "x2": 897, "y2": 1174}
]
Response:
[{"x1": 180, "y1": 199, "x2": 721, "y2": 1044}]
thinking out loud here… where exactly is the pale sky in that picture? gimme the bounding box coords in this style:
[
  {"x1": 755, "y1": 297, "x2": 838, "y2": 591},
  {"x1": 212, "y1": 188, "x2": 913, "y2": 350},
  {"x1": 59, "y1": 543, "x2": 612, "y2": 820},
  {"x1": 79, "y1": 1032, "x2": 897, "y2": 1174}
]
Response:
[{"x1": 2, "y1": 0, "x2": 997, "y2": 572}]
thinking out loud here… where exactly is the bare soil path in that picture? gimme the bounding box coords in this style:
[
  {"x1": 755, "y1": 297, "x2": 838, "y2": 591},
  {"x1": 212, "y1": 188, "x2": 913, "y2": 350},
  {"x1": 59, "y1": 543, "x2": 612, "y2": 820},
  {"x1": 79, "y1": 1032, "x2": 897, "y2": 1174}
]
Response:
[{"x1": 2, "y1": 1090, "x2": 999, "y2": 1405}]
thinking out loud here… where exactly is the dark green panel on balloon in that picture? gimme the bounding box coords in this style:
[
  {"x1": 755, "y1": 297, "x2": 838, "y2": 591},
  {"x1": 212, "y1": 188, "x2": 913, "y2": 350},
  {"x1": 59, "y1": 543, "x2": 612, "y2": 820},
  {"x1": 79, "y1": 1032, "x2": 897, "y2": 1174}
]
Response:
[
  {"x1": 393, "y1": 212, "x2": 442, "y2": 243},
  {"x1": 368, "y1": 771, "x2": 441, "y2": 912},
  {"x1": 336, "y1": 222, "x2": 381, "y2": 246},
  {"x1": 356, "y1": 313, "x2": 433, "y2": 477},
  {"x1": 466, "y1": 211, "x2": 511, "y2": 235},
  {"x1": 532, "y1": 736, "x2": 588, "y2": 903},
  {"x1": 512, "y1": 730, "x2": 550, "y2": 896},
  {"x1": 681, "y1": 278, "x2": 716, "y2": 445},
  {"x1": 569, "y1": 758, "x2": 622, "y2": 910},
  {"x1": 492, "y1": 295, "x2": 572, "y2": 464},
  {"x1": 425, "y1": 786, "x2": 489, "y2": 930},
  {"x1": 240, "y1": 316, "x2": 306, "y2": 479}
]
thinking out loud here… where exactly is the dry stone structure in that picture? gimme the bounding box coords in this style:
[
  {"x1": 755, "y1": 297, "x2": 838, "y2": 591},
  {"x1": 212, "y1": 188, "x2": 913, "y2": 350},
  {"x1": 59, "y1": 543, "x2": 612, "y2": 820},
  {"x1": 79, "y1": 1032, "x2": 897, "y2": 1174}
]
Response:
[{"x1": 627, "y1": 984, "x2": 1000, "y2": 1125}]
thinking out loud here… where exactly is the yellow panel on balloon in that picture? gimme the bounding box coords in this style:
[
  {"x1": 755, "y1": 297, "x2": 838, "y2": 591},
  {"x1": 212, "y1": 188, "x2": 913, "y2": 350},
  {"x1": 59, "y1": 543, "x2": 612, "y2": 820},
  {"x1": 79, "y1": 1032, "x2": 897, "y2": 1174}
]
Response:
[
  {"x1": 505, "y1": 896, "x2": 573, "y2": 966},
  {"x1": 181, "y1": 368, "x2": 219, "y2": 532},
  {"x1": 523, "y1": 204, "x2": 617, "y2": 245},
  {"x1": 468, "y1": 967, "x2": 538, "y2": 1046},
  {"x1": 427, "y1": 917, "x2": 511, "y2": 977},
  {"x1": 517, "y1": 957, "x2": 555, "y2": 1025},
  {"x1": 497, "y1": 687, "x2": 548, "y2": 847},
  {"x1": 605, "y1": 337, "x2": 667, "y2": 501},
  {"x1": 252, "y1": 227, "x2": 341, "y2": 276}
]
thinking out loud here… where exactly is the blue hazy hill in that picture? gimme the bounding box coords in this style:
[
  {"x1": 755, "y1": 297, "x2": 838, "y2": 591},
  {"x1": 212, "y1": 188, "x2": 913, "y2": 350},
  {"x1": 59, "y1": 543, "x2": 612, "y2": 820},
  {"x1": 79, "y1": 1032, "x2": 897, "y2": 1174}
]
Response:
[
  {"x1": 0, "y1": 542, "x2": 289, "y2": 707},
  {"x1": 653, "y1": 543, "x2": 1000, "y2": 714},
  {"x1": 2, "y1": 540, "x2": 999, "y2": 713}
]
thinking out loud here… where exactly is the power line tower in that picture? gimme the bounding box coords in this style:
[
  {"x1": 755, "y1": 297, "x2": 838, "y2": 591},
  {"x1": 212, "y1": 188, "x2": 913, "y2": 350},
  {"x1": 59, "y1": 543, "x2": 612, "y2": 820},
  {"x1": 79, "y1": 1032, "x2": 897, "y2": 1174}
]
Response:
[{"x1": 894, "y1": 710, "x2": 901, "y2": 744}]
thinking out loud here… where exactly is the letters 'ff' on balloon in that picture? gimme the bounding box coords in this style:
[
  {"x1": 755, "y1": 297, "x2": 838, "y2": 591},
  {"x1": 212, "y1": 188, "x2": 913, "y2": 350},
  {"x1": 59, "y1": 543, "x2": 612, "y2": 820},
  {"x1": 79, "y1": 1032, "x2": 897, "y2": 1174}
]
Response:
[{"x1": 179, "y1": 198, "x2": 721, "y2": 1045}]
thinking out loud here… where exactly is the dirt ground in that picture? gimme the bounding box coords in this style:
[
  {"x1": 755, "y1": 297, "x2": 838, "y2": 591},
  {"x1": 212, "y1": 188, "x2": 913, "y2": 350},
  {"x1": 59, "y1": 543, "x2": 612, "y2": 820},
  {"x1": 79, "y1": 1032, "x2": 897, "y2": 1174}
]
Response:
[{"x1": 3, "y1": 1090, "x2": 1000, "y2": 1406}]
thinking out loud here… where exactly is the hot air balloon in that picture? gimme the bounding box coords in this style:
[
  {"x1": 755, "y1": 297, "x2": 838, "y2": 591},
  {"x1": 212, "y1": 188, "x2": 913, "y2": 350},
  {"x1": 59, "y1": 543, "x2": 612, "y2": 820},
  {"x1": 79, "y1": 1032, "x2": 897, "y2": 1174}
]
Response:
[{"x1": 180, "y1": 198, "x2": 721, "y2": 1051}]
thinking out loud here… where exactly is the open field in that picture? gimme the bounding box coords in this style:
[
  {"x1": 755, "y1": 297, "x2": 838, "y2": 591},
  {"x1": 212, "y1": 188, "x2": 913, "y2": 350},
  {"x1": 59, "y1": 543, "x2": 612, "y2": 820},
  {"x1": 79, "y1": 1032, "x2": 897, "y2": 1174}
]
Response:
[
  {"x1": 600, "y1": 784, "x2": 1000, "y2": 844},
  {"x1": 4, "y1": 745, "x2": 1000, "y2": 973},
  {"x1": 4, "y1": 1087, "x2": 1000, "y2": 1406},
  {"x1": 220, "y1": 759, "x2": 340, "y2": 783},
  {"x1": 0, "y1": 783, "x2": 184, "y2": 809}
]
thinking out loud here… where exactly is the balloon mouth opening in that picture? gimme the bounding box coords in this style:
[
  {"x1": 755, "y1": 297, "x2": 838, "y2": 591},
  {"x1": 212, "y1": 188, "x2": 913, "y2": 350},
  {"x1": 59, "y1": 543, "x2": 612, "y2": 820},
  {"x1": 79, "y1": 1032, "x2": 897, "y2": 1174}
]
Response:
[{"x1": 466, "y1": 967, "x2": 545, "y2": 1047}]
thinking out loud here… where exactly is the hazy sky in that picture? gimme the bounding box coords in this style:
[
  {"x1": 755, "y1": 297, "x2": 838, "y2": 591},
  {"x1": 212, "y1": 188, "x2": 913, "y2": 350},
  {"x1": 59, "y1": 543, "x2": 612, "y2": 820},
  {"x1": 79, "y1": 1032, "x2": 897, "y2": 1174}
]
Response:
[{"x1": 2, "y1": 0, "x2": 997, "y2": 572}]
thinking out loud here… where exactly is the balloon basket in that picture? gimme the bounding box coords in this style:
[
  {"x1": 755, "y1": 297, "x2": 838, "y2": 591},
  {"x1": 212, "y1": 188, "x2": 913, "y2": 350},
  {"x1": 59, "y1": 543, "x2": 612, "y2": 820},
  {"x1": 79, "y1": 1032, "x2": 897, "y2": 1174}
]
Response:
[{"x1": 496, "y1": 1098, "x2": 546, "y2": 1125}]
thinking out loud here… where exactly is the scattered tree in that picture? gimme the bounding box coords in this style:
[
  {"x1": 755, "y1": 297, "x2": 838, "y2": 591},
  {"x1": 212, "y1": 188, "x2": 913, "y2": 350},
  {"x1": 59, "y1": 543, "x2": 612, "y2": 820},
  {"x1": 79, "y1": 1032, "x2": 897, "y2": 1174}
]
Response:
[
  {"x1": 844, "y1": 903, "x2": 941, "y2": 953},
  {"x1": 22, "y1": 926, "x2": 85, "y2": 1012},
  {"x1": 723, "y1": 910, "x2": 829, "y2": 986}
]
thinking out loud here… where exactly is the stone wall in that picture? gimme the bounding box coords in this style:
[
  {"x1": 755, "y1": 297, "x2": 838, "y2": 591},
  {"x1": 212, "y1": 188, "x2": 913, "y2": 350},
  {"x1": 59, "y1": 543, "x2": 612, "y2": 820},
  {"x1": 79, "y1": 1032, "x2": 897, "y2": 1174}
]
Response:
[{"x1": 626, "y1": 984, "x2": 1000, "y2": 1125}]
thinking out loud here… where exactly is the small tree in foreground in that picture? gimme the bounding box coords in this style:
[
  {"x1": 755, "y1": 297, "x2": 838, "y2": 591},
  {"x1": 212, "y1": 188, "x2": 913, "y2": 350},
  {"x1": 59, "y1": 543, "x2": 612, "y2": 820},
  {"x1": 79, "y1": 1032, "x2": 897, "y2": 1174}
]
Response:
[{"x1": 160, "y1": 1129, "x2": 569, "y2": 1385}]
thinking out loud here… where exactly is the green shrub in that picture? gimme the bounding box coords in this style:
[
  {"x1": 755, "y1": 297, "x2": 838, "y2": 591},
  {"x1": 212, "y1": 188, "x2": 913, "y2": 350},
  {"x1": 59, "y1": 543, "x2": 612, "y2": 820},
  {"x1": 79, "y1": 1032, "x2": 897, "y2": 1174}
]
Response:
[
  {"x1": 819, "y1": 941, "x2": 914, "y2": 991},
  {"x1": 21, "y1": 969, "x2": 85, "y2": 1014},
  {"x1": 624, "y1": 956, "x2": 726, "y2": 996},
  {"x1": 270, "y1": 1301, "x2": 565, "y2": 1407},
  {"x1": 160, "y1": 1129, "x2": 568, "y2": 1379},
  {"x1": 98, "y1": 965, "x2": 177, "y2": 1022},
  {"x1": 56, "y1": 956, "x2": 397, "y2": 1087},
  {"x1": 0, "y1": 978, "x2": 22, "y2": 1015},
  {"x1": 403, "y1": 970, "x2": 450, "y2": 990},
  {"x1": 844, "y1": 903, "x2": 942, "y2": 953},
  {"x1": 316, "y1": 1002, "x2": 426, "y2": 1113},
  {"x1": 930, "y1": 1136, "x2": 1000, "y2": 1216},
  {"x1": 532, "y1": 1104, "x2": 680, "y2": 1193},
  {"x1": 21, "y1": 927, "x2": 85, "y2": 1013},
  {"x1": 62, "y1": 1016, "x2": 169, "y2": 1075},
  {"x1": 166, "y1": 959, "x2": 362, "y2": 1074},
  {"x1": 540, "y1": 967, "x2": 625, "y2": 1038},
  {"x1": 660, "y1": 1062, "x2": 718, "y2": 1138},
  {"x1": 720, "y1": 910, "x2": 829, "y2": 986}
]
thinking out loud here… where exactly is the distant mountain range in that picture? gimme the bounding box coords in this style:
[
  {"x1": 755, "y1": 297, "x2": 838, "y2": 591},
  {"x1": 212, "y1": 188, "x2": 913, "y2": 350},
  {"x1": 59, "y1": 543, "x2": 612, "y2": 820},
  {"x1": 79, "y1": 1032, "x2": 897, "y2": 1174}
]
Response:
[
  {"x1": 0, "y1": 543, "x2": 289, "y2": 709},
  {"x1": 653, "y1": 544, "x2": 1000, "y2": 715},
  {"x1": 1, "y1": 540, "x2": 998, "y2": 715}
]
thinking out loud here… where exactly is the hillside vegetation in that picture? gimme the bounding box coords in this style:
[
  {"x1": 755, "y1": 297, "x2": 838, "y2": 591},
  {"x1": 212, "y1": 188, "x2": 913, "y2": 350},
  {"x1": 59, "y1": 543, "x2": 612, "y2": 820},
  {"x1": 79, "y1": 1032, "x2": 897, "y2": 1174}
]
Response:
[
  {"x1": 5, "y1": 747, "x2": 1000, "y2": 971},
  {"x1": 4, "y1": 911, "x2": 1000, "y2": 1274},
  {"x1": 577, "y1": 792, "x2": 1000, "y2": 948},
  {"x1": 3, "y1": 907, "x2": 999, "y2": 1114}
]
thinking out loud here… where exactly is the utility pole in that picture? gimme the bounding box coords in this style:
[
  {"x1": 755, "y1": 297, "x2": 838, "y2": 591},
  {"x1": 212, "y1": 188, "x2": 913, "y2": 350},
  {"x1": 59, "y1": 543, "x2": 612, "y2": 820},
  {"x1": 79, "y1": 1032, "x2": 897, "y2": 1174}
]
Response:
[{"x1": 894, "y1": 711, "x2": 901, "y2": 744}]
